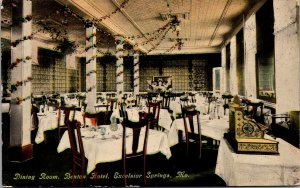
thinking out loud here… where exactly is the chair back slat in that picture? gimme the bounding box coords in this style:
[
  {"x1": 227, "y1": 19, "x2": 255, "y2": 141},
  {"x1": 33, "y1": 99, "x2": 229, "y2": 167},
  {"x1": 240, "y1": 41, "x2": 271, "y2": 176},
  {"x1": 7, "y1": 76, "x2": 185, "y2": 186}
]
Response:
[
  {"x1": 67, "y1": 120, "x2": 85, "y2": 157},
  {"x1": 82, "y1": 112, "x2": 101, "y2": 127},
  {"x1": 147, "y1": 101, "x2": 161, "y2": 130},
  {"x1": 58, "y1": 106, "x2": 76, "y2": 139},
  {"x1": 119, "y1": 102, "x2": 150, "y2": 186},
  {"x1": 182, "y1": 109, "x2": 202, "y2": 158}
]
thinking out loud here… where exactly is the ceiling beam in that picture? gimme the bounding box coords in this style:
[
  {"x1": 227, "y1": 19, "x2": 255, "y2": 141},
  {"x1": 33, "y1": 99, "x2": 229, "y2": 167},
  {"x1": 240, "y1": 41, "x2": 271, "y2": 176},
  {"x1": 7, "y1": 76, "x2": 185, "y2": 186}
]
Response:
[
  {"x1": 110, "y1": 0, "x2": 156, "y2": 50},
  {"x1": 208, "y1": 0, "x2": 232, "y2": 47}
]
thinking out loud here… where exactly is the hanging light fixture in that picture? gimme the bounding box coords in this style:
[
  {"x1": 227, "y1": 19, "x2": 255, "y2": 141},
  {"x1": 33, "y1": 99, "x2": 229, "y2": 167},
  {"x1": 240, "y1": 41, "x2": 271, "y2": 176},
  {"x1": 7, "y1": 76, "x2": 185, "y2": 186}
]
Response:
[{"x1": 170, "y1": 15, "x2": 180, "y2": 32}]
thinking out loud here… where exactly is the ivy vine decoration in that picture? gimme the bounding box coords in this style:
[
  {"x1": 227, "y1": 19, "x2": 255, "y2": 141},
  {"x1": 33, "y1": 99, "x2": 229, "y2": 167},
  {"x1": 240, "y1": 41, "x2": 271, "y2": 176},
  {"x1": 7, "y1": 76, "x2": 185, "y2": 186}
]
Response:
[{"x1": 54, "y1": 37, "x2": 77, "y2": 55}]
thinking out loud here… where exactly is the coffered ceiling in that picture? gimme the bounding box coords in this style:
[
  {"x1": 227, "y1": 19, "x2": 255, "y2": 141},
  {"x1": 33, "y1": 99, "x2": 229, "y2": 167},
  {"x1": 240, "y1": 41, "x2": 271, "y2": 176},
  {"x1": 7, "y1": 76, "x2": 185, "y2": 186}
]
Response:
[{"x1": 1, "y1": 0, "x2": 267, "y2": 55}]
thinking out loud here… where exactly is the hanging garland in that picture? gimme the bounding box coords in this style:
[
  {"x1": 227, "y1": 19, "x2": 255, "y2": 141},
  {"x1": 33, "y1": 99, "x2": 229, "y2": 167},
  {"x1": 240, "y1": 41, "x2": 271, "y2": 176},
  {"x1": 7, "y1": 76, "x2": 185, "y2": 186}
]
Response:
[
  {"x1": 9, "y1": 14, "x2": 32, "y2": 27},
  {"x1": 116, "y1": 70, "x2": 124, "y2": 77},
  {"x1": 60, "y1": 0, "x2": 130, "y2": 28},
  {"x1": 86, "y1": 70, "x2": 97, "y2": 76},
  {"x1": 116, "y1": 55, "x2": 124, "y2": 60},
  {"x1": 116, "y1": 63, "x2": 124, "y2": 68},
  {"x1": 147, "y1": 26, "x2": 171, "y2": 53},
  {"x1": 165, "y1": 43, "x2": 178, "y2": 53},
  {"x1": 85, "y1": 44, "x2": 97, "y2": 52},
  {"x1": 34, "y1": 18, "x2": 68, "y2": 40},
  {"x1": 11, "y1": 77, "x2": 33, "y2": 92},
  {"x1": 134, "y1": 69, "x2": 139, "y2": 74},
  {"x1": 86, "y1": 32, "x2": 97, "y2": 41},
  {"x1": 86, "y1": 55, "x2": 97, "y2": 65},
  {"x1": 139, "y1": 26, "x2": 169, "y2": 46},
  {"x1": 9, "y1": 56, "x2": 32, "y2": 70},
  {"x1": 86, "y1": 85, "x2": 96, "y2": 92},
  {"x1": 125, "y1": 21, "x2": 171, "y2": 40},
  {"x1": 16, "y1": 96, "x2": 31, "y2": 105},
  {"x1": 10, "y1": 34, "x2": 33, "y2": 48}
]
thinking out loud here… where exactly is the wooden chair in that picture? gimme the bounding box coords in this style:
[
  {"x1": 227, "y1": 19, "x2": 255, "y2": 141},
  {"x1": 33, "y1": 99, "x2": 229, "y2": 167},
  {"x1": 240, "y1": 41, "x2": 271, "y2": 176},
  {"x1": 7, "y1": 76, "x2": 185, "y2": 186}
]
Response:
[
  {"x1": 94, "y1": 105, "x2": 109, "y2": 124},
  {"x1": 207, "y1": 96, "x2": 217, "y2": 114},
  {"x1": 135, "y1": 93, "x2": 148, "y2": 107},
  {"x1": 222, "y1": 94, "x2": 233, "y2": 115},
  {"x1": 108, "y1": 98, "x2": 117, "y2": 111},
  {"x1": 147, "y1": 92, "x2": 158, "y2": 104},
  {"x1": 66, "y1": 120, "x2": 87, "y2": 186},
  {"x1": 147, "y1": 101, "x2": 161, "y2": 130},
  {"x1": 58, "y1": 106, "x2": 76, "y2": 140},
  {"x1": 82, "y1": 111, "x2": 101, "y2": 127},
  {"x1": 180, "y1": 96, "x2": 190, "y2": 116},
  {"x1": 182, "y1": 109, "x2": 202, "y2": 159},
  {"x1": 188, "y1": 92, "x2": 196, "y2": 103},
  {"x1": 119, "y1": 102, "x2": 150, "y2": 186},
  {"x1": 60, "y1": 96, "x2": 66, "y2": 106},
  {"x1": 244, "y1": 99, "x2": 264, "y2": 123},
  {"x1": 47, "y1": 102, "x2": 59, "y2": 112},
  {"x1": 161, "y1": 93, "x2": 171, "y2": 110}
]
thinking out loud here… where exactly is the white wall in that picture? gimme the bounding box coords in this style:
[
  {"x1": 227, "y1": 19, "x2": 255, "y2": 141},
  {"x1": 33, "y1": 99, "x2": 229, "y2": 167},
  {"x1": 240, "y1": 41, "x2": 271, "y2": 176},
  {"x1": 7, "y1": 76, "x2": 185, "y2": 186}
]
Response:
[{"x1": 273, "y1": 0, "x2": 300, "y2": 113}]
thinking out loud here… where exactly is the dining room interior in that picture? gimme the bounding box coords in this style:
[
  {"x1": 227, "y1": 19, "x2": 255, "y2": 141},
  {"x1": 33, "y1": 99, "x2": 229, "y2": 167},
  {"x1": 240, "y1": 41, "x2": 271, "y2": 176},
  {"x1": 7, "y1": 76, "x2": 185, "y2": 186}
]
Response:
[{"x1": 1, "y1": 0, "x2": 300, "y2": 187}]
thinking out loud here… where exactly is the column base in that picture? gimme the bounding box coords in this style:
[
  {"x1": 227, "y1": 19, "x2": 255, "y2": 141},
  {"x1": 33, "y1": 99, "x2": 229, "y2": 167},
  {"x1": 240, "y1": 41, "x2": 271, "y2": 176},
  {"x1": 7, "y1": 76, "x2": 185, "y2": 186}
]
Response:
[{"x1": 8, "y1": 144, "x2": 33, "y2": 162}]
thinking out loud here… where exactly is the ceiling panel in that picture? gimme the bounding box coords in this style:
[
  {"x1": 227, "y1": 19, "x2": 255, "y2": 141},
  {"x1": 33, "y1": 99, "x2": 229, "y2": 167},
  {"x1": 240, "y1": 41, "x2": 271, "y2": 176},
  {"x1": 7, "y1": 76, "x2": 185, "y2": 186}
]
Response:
[{"x1": 1, "y1": 0, "x2": 264, "y2": 54}]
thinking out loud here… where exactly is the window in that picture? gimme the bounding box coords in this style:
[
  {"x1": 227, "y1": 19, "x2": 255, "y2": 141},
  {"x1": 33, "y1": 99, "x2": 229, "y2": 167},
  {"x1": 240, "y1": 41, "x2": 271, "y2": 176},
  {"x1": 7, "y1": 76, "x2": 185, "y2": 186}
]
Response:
[
  {"x1": 225, "y1": 44, "x2": 231, "y2": 92},
  {"x1": 256, "y1": 54, "x2": 275, "y2": 102},
  {"x1": 215, "y1": 69, "x2": 220, "y2": 91},
  {"x1": 256, "y1": 0, "x2": 275, "y2": 103},
  {"x1": 236, "y1": 29, "x2": 245, "y2": 95}
]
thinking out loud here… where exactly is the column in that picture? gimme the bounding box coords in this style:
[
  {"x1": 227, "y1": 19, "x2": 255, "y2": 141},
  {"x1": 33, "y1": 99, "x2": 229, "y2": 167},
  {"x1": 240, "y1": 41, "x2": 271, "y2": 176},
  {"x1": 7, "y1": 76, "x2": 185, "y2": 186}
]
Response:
[
  {"x1": 9, "y1": 0, "x2": 33, "y2": 161},
  {"x1": 221, "y1": 47, "x2": 227, "y2": 93},
  {"x1": 229, "y1": 36, "x2": 238, "y2": 95},
  {"x1": 133, "y1": 47, "x2": 139, "y2": 96},
  {"x1": 244, "y1": 14, "x2": 257, "y2": 98},
  {"x1": 115, "y1": 36, "x2": 124, "y2": 101},
  {"x1": 85, "y1": 24, "x2": 97, "y2": 112}
]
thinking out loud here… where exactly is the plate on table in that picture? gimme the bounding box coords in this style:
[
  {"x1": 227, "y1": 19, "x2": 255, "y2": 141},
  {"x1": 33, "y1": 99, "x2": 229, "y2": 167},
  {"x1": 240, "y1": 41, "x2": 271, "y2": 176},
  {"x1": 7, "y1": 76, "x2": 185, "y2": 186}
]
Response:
[{"x1": 37, "y1": 113, "x2": 46, "y2": 116}]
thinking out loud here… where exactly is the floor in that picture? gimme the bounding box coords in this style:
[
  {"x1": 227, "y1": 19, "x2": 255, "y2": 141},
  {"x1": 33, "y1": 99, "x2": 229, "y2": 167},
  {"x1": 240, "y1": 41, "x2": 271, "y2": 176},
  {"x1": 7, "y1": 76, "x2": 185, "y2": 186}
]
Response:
[{"x1": 2, "y1": 114, "x2": 226, "y2": 187}]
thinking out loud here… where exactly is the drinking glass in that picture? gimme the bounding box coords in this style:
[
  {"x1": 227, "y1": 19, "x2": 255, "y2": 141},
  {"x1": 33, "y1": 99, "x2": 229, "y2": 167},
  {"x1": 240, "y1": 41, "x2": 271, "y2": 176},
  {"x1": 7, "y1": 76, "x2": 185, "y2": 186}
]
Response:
[{"x1": 100, "y1": 127, "x2": 106, "y2": 140}]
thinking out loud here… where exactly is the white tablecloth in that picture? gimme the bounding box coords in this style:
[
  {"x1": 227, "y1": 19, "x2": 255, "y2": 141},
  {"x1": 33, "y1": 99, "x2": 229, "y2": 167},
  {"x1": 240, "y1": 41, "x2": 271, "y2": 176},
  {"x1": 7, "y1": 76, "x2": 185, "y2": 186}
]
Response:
[
  {"x1": 158, "y1": 109, "x2": 173, "y2": 131},
  {"x1": 35, "y1": 112, "x2": 60, "y2": 144},
  {"x1": 215, "y1": 137, "x2": 300, "y2": 186},
  {"x1": 57, "y1": 125, "x2": 172, "y2": 174},
  {"x1": 167, "y1": 115, "x2": 229, "y2": 147},
  {"x1": 35, "y1": 111, "x2": 85, "y2": 144}
]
